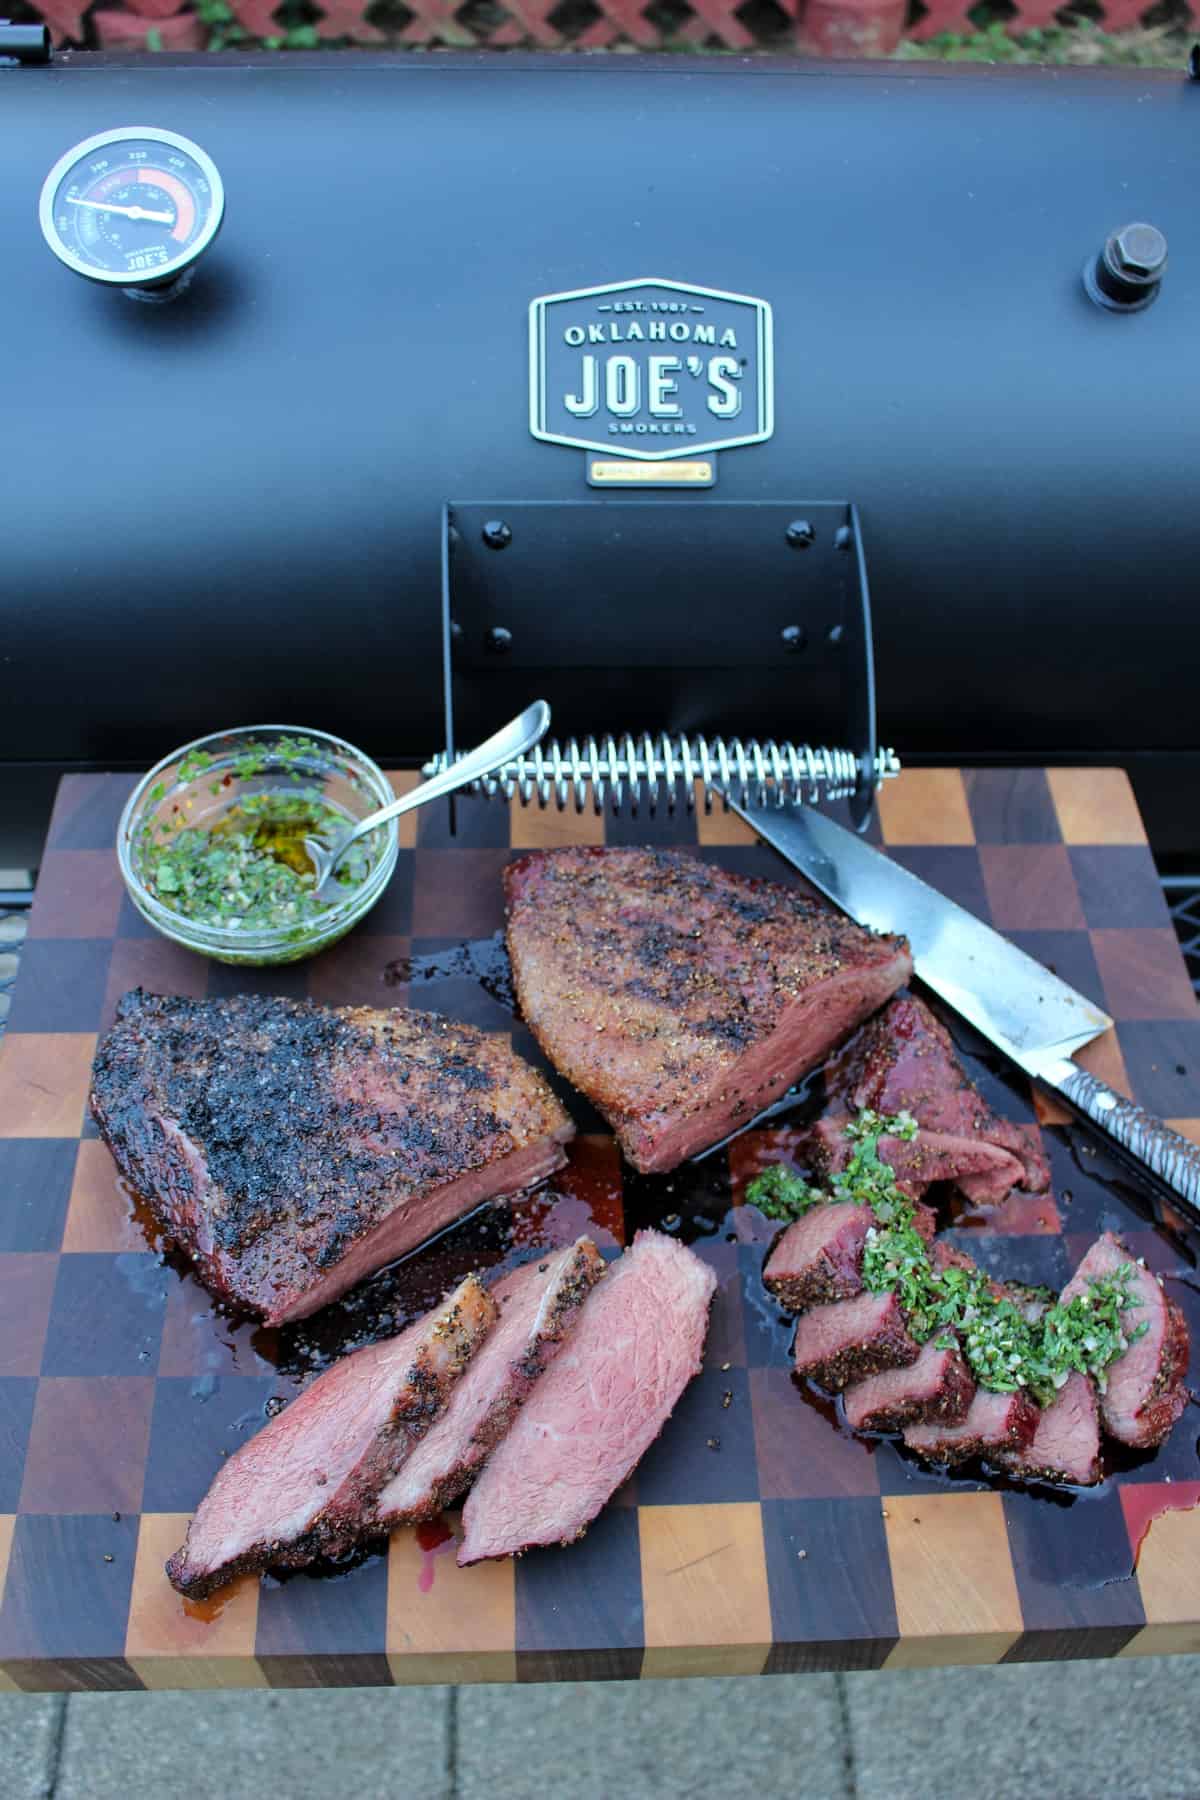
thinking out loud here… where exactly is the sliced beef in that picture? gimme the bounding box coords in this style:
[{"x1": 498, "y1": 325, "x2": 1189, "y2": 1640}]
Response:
[
  {"x1": 843, "y1": 1335, "x2": 975, "y2": 1432},
  {"x1": 166, "y1": 1275, "x2": 493, "y2": 1599},
  {"x1": 374, "y1": 1238, "x2": 605, "y2": 1527},
  {"x1": 904, "y1": 1386, "x2": 1039, "y2": 1464},
  {"x1": 829, "y1": 994, "x2": 1050, "y2": 1201},
  {"x1": 1060, "y1": 1232, "x2": 1189, "y2": 1449},
  {"x1": 994, "y1": 1372, "x2": 1102, "y2": 1486},
  {"x1": 458, "y1": 1231, "x2": 716, "y2": 1563},
  {"x1": 792, "y1": 1289, "x2": 920, "y2": 1391},
  {"x1": 91, "y1": 990, "x2": 575, "y2": 1324},
  {"x1": 763, "y1": 1197, "x2": 934, "y2": 1312},
  {"x1": 811, "y1": 1116, "x2": 1024, "y2": 1205},
  {"x1": 504, "y1": 848, "x2": 911, "y2": 1174}
]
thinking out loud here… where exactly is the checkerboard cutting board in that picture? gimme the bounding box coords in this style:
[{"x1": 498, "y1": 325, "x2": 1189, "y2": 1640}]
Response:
[{"x1": 1, "y1": 767, "x2": 1198, "y2": 1693}]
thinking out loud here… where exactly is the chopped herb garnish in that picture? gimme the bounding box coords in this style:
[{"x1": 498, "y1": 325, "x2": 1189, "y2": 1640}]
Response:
[
  {"x1": 751, "y1": 1113, "x2": 1145, "y2": 1404},
  {"x1": 135, "y1": 748, "x2": 378, "y2": 935}
]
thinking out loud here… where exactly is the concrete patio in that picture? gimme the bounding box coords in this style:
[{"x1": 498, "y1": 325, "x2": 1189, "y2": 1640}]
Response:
[{"x1": 3, "y1": 1657, "x2": 1199, "y2": 1798}]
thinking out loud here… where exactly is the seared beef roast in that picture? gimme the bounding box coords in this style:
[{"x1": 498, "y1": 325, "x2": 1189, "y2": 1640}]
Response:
[
  {"x1": 1060, "y1": 1233, "x2": 1188, "y2": 1449},
  {"x1": 828, "y1": 994, "x2": 1049, "y2": 1201},
  {"x1": 458, "y1": 1231, "x2": 716, "y2": 1563},
  {"x1": 504, "y1": 848, "x2": 911, "y2": 1173},
  {"x1": 763, "y1": 1197, "x2": 934, "y2": 1311},
  {"x1": 904, "y1": 1387, "x2": 1040, "y2": 1464},
  {"x1": 994, "y1": 1372, "x2": 1102, "y2": 1486},
  {"x1": 811, "y1": 1116, "x2": 1027, "y2": 1205},
  {"x1": 166, "y1": 1275, "x2": 493, "y2": 1599},
  {"x1": 842, "y1": 1336, "x2": 975, "y2": 1433},
  {"x1": 791, "y1": 1289, "x2": 920, "y2": 1391},
  {"x1": 374, "y1": 1238, "x2": 605, "y2": 1527},
  {"x1": 91, "y1": 991, "x2": 574, "y2": 1324}
]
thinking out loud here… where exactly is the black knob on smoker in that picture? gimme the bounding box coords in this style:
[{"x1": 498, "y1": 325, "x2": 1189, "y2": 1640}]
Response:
[{"x1": 1086, "y1": 222, "x2": 1168, "y2": 313}]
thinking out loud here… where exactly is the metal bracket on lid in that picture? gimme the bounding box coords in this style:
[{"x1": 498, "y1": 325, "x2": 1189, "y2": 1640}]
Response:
[
  {"x1": 431, "y1": 499, "x2": 895, "y2": 832},
  {"x1": 0, "y1": 21, "x2": 50, "y2": 62}
]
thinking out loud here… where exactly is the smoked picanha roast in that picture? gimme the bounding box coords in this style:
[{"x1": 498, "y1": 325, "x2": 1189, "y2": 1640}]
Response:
[
  {"x1": 167, "y1": 1231, "x2": 715, "y2": 1596},
  {"x1": 822, "y1": 993, "x2": 1050, "y2": 1205},
  {"x1": 168, "y1": 1273, "x2": 495, "y2": 1598},
  {"x1": 91, "y1": 990, "x2": 575, "y2": 1325},
  {"x1": 503, "y1": 846, "x2": 912, "y2": 1173},
  {"x1": 772, "y1": 1216, "x2": 1187, "y2": 1485},
  {"x1": 459, "y1": 1228, "x2": 717, "y2": 1564}
]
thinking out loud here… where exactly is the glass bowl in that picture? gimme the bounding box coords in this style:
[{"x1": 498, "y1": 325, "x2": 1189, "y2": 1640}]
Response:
[{"x1": 117, "y1": 725, "x2": 400, "y2": 965}]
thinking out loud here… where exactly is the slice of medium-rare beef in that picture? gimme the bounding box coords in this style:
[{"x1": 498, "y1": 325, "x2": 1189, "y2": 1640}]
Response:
[
  {"x1": 828, "y1": 994, "x2": 1050, "y2": 1200},
  {"x1": 842, "y1": 1335, "x2": 975, "y2": 1433},
  {"x1": 903, "y1": 1386, "x2": 1039, "y2": 1464},
  {"x1": 458, "y1": 1231, "x2": 716, "y2": 1563},
  {"x1": 993, "y1": 1372, "x2": 1102, "y2": 1486},
  {"x1": 764, "y1": 1204, "x2": 872, "y2": 1310},
  {"x1": 1059, "y1": 1232, "x2": 1189, "y2": 1449},
  {"x1": 374, "y1": 1238, "x2": 605, "y2": 1527},
  {"x1": 166, "y1": 1275, "x2": 493, "y2": 1599},
  {"x1": 762, "y1": 1198, "x2": 935, "y2": 1312},
  {"x1": 504, "y1": 848, "x2": 911, "y2": 1174},
  {"x1": 91, "y1": 990, "x2": 575, "y2": 1324},
  {"x1": 791, "y1": 1289, "x2": 920, "y2": 1391},
  {"x1": 811, "y1": 1115, "x2": 1024, "y2": 1206}
]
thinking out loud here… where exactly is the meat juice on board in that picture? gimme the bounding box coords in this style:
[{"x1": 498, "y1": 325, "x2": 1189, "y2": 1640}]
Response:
[{"x1": 108, "y1": 943, "x2": 1198, "y2": 1589}]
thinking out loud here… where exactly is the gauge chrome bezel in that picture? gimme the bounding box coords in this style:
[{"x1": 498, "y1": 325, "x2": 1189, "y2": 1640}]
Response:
[{"x1": 38, "y1": 125, "x2": 225, "y2": 287}]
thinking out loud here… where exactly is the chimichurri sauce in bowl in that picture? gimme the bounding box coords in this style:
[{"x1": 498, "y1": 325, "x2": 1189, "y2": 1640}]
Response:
[{"x1": 119, "y1": 729, "x2": 399, "y2": 965}]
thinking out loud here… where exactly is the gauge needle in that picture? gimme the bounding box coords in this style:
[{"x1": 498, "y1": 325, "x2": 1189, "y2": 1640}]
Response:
[{"x1": 65, "y1": 196, "x2": 176, "y2": 226}]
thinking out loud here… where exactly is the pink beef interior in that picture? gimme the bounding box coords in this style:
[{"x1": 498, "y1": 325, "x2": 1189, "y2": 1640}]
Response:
[
  {"x1": 763, "y1": 1203, "x2": 871, "y2": 1299},
  {"x1": 375, "y1": 1239, "x2": 603, "y2": 1525},
  {"x1": 458, "y1": 1231, "x2": 716, "y2": 1564},
  {"x1": 630, "y1": 954, "x2": 911, "y2": 1172},
  {"x1": 1003, "y1": 1372, "x2": 1101, "y2": 1485},
  {"x1": 168, "y1": 1275, "x2": 494, "y2": 1595},
  {"x1": 791, "y1": 1289, "x2": 911, "y2": 1373},
  {"x1": 813, "y1": 1117, "x2": 1024, "y2": 1205},
  {"x1": 842, "y1": 1339, "x2": 972, "y2": 1433},
  {"x1": 1060, "y1": 1232, "x2": 1184, "y2": 1446},
  {"x1": 904, "y1": 1386, "x2": 1028, "y2": 1456},
  {"x1": 271, "y1": 1130, "x2": 571, "y2": 1325}
]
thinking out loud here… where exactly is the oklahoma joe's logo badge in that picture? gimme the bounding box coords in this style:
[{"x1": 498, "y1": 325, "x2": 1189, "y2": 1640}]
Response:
[{"x1": 529, "y1": 277, "x2": 774, "y2": 474}]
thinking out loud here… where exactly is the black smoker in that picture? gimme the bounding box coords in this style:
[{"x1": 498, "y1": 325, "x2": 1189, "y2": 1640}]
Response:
[{"x1": 1, "y1": 48, "x2": 1198, "y2": 862}]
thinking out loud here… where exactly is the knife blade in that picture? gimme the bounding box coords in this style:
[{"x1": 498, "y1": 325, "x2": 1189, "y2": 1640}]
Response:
[{"x1": 731, "y1": 798, "x2": 1200, "y2": 1222}]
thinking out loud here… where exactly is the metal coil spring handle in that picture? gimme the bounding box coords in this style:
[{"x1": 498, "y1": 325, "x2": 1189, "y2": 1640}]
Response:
[{"x1": 423, "y1": 733, "x2": 901, "y2": 815}]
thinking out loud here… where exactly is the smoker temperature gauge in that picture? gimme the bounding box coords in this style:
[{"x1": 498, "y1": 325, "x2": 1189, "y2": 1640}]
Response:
[{"x1": 39, "y1": 126, "x2": 224, "y2": 291}]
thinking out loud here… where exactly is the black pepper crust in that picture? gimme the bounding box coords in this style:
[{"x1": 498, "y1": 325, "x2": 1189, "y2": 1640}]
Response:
[
  {"x1": 378, "y1": 1239, "x2": 607, "y2": 1527},
  {"x1": 165, "y1": 1273, "x2": 494, "y2": 1598},
  {"x1": 504, "y1": 847, "x2": 910, "y2": 1173},
  {"x1": 90, "y1": 990, "x2": 572, "y2": 1320}
]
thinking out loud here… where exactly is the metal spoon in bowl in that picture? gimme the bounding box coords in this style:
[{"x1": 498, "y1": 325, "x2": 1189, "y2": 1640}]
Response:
[{"x1": 303, "y1": 700, "x2": 551, "y2": 899}]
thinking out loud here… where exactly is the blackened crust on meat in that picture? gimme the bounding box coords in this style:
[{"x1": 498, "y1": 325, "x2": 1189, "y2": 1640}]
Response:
[
  {"x1": 165, "y1": 1274, "x2": 493, "y2": 1600},
  {"x1": 374, "y1": 1238, "x2": 606, "y2": 1526},
  {"x1": 91, "y1": 990, "x2": 574, "y2": 1324},
  {"x1": 504, "y1": 848, "x2": 911, "y2": 1174},
  {"x1": 828, "y1": 994, "x2": 1050, "y2": 1200},
  {"x1": 763, "y1": 1204, "x2": 873, "y2": 1309},
  {"x1": 762, "y1": 1199, "x2": 935, "y2": 1312},
  {"x1": 791, "y1": 1290, "x2": 921, "y2": 1391},
  {"x1": 903, "y1": 1387, "x2": 1040, "y2": 1464},
  {"x1": 842, "y1": 1336, "x2": 975, "y2": 1433}
]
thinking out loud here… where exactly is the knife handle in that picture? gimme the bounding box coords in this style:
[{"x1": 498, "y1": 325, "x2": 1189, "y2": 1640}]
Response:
[{"x1": 1055, "y1": 1064, "x2": 1200, "y2": 1221}]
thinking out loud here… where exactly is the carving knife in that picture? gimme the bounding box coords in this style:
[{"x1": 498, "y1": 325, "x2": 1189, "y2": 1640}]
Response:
[{"x1": 730, "y1": 797, "x2": 1200, "y2": 1223}]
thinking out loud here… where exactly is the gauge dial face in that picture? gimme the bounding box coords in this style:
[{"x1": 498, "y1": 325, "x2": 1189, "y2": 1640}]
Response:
[{"x1": 39, "y1": 127, "x2": 224, "y2": 286}]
